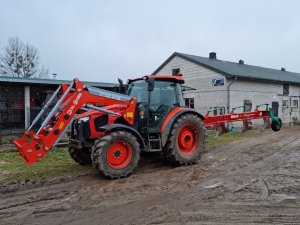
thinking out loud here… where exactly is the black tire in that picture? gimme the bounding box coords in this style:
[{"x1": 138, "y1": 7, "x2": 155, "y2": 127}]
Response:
[
  {"x1": 271, "y1": 118, "x2": 282, "y2": 132},
  {"x1": 91, "y1": 131, "x2": 140, "y2": 179},
  {"x1": 163, "y1": 113, "x2": 205, "y2": 165},
  {"x1": 68, "y1": 147, "x2": 92, "y2": 165}
]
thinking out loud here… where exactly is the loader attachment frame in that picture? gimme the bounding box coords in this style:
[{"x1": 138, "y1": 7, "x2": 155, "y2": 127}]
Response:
[{"x1": 14, "y1": 78, "x2": 137, "y2": 165}]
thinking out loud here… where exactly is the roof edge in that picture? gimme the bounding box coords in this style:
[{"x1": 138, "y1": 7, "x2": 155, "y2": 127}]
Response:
[
  {"x1": 152, "y1": 52, "x2": 300, "y2": 85},
  {"x1": 152, "y1": 52, "x2": 232, "y2": 77},
  {"x1": 152, "y1": 52, "x2": 177, "y2": 75},
  {"x1": 0, "y1": 75, "x2": 118, "y2": 87}
]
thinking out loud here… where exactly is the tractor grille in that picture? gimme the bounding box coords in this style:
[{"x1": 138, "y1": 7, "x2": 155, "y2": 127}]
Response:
[
  {"x1": 82, "y1": 121, "x2": 91, "y2": 137},
  {"x1": 74, "y1": 120, "x2": 91, "y2": 138},
  {"x1": 94, "y1": 115, "x2": 109, "y2": 131}
]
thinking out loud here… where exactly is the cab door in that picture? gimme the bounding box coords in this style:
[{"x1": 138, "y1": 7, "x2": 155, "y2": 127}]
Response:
[{"x1": 148, "y1": 81, "x2": 183, "y2": 133}]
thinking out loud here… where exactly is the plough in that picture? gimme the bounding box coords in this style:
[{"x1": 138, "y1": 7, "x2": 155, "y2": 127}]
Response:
[{"x1": 203, "y1": 104, "x2": 282, "y2": 136}]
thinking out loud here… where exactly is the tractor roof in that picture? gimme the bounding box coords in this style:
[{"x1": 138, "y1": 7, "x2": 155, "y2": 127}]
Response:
[{"x1": 128, "y1": 74, "x2": 185, "y2": 84}]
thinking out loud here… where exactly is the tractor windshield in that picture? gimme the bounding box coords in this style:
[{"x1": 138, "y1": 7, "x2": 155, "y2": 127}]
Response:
[
  {"x1": 128, "y1": 80, "x2": 180, "y2": 110},
  {"x1": 128, "y1": 79, "x2": 184, "y2": 132}
]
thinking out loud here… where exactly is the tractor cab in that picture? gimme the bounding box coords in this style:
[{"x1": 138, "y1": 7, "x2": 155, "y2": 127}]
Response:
[{"x1": 127, "y1": 75, "x2": 185, "y2": 136}]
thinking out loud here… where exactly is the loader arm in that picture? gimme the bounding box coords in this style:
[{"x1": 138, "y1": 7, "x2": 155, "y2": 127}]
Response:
[{"x1": 14, "y1": 78, "x2": 136, "y2": 165}]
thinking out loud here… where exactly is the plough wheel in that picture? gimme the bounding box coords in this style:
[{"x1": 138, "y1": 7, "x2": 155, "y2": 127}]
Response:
[
  {"x1": 260, "y1": 118, "x2": 271, "y2": 131},
  {"x1": 271, "y1": 118, "x2": 282, "y2": 132}
]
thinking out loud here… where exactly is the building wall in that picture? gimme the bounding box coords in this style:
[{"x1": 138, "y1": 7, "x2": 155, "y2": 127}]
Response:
[
  {"x1": 155, "y1": 56, "x2": 227, "y2": 114},
  {"x1": 281, "y1": 84, "x2": 300, "y2": 124},
  {"x1": 154, "y1": 56, "x2": 300, "y2": 124}
]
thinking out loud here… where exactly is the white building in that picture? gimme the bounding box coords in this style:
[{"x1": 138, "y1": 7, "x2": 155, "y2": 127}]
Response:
[{"x1": 153, "y1": 52, "x2": 300, "y2": 124}]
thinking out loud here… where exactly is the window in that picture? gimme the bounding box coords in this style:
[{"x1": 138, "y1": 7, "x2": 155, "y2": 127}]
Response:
[
  {"x1": 172, "y1": 68, "x2": 180, "y2": 75},
  {"x1": 185, "y1": 98, "x2": 194, "y2": 109},
  {"x1": 283, "y1": 84, "x2": 289, "y2": 95},
  {"x1": 282, "y1": 100, "x2": 288, "y2": 108},
  {"x1": 292, "y1": 100, "x2": 298, "y2": 107}
]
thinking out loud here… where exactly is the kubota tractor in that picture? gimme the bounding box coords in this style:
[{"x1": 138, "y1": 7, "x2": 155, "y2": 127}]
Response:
[
  {"x1": 14, "y1": 75, "x2": 206, "y2": 178},
  {"x1": 14, "y1": 74, "x2": 281, "y2": 178}
]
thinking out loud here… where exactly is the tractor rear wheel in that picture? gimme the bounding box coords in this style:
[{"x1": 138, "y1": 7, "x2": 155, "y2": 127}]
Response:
[
  {"x1": 163, "y1": 113, "x2": 205, "y2": 165},
  {"x1": 68, "y1": 147, "x2": 92, "y2": 165},
  {"x1": 91, "y1": 131, "x2": 140, "y2": 178}
]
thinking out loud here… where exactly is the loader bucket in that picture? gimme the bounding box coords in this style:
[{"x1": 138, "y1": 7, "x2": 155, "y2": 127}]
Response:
[{"x1": 13, "y1": 131, "x2": 48, "y2": 165}]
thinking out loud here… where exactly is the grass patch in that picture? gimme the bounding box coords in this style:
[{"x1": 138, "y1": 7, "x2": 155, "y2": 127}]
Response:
[
  {"x1": 206, "y1": 130, "x2": 243, "y2": 149},
  {"x1": 0, "y1": 131, "x2": 243, "y2": 182},
  {"x1": 0, "y1": 147, "x2": 91, "y2": 182}
]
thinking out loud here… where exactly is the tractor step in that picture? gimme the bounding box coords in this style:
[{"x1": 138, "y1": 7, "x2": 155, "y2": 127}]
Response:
[{"x1": 148, "y1": 138, "x2": 162, "y2": 151}]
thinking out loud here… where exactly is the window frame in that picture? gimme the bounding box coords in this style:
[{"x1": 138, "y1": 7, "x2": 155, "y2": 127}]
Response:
[
  {"x1": 185, "y1": 98, "x2": 194, "y2": 109},
  {"x1": 292, "y1": 99, "x2": 299, "y2": 108},
  {"x1": 172, "y1": 68, "x2": 180, "y2": 76},
  {"x1": 283, "y1": 83, "x2": 289, "y2": 95},
  {"x1": 282, "y1": 100, "x2": 289, "y2": 108}
]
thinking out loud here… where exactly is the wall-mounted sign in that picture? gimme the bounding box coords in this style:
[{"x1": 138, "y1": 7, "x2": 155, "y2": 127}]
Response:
[{"x1": 212, "y1": 78, "x2": 224, "y2": 86}]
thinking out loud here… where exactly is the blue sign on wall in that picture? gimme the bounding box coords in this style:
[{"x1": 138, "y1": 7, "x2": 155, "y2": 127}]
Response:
[{"x1": 212, "y1": 78, "x2": 224, "y2": 86}]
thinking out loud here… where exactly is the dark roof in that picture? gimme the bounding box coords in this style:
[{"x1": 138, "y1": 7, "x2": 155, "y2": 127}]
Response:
[
  {"x1": 0, "y1": 76, "x2": 117, "y2": 88},
  {"x1": 153, "y1": 52, "x2": 300, "y2": 84}
]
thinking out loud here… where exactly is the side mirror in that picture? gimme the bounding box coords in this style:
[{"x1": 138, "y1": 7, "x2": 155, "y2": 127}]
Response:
[{"x1": 147, "y1": 78, "x2": 155, "y2": 91}]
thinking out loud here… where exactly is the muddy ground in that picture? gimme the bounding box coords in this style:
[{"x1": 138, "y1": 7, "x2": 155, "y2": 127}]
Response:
[{"x1": 0, "y1": 127, "x2": 300, "y2": 225}]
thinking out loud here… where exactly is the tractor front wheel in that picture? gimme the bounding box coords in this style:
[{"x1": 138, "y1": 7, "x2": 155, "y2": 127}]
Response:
[
  {"x1": 68, "y1": 147, "x2": 92, "y2": 165},
  {"x1": 91, "y1": 131, "x2": 140, "y2": 178},
  {"x1": 163, "y1": 113, "x2": 205, "y2": 165}
]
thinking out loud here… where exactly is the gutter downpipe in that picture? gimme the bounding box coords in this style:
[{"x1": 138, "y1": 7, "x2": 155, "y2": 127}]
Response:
[{"x1": 227, "y1": 76, "x2": 238, "y2": 113}]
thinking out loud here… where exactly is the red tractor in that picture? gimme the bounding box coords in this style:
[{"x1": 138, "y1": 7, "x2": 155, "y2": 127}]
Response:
[{"x1": 14, "y1": 75, "x2": 206, "y2": 178}]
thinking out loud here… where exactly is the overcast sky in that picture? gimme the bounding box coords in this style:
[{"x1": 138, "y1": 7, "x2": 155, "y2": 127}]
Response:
[{"x1": 0, "y1": 0, "x2": 299, "y2": 83}]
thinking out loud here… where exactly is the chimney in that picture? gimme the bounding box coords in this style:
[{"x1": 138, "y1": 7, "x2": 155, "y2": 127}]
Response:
[
  {"x1": 209, "y1": 52, "x2": 217, "y2": 59},
  {"x1": 239, "y1": 59, "x2": 244, "y2": 64},
  {"x1": 281, "y1": 67, "x2": 286, "y2": 71},
  {"x1": 52, "y1": 73, "x2": 57, "y2": 79}
]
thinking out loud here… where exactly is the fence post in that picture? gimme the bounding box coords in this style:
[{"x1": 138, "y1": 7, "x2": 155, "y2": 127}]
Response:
[{"x1": 24, "y1": 86, "x2": 31, "y2": 130}]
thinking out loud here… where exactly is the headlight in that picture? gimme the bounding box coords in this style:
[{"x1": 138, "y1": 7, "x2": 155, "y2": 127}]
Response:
[{"x1": 78, "y1": 116, "x2": 90, "y2": 123}]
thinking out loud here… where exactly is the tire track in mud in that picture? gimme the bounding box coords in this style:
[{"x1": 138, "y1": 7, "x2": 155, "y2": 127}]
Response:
[{"x1": 0, "y1": 127, "x2": 300, "y2": 225}]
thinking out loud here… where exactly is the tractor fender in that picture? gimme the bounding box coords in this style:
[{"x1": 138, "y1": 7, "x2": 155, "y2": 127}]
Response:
[
  {"x1": 160, "y1": 108, "x2": 205, "y2": 148},
  {"x1": 98, "y1": 124, "x2": 146, "y2": 149}
]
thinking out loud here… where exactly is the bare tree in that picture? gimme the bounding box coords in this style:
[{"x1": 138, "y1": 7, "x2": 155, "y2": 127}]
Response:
[{"x1": 0, "y1": 37, "x2": 49, "y2": 78}]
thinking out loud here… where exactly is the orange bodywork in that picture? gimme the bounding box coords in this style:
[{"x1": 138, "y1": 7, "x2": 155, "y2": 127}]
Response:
[{"x1": 160, "y1": 107, "x2": 187, "y2": 132}]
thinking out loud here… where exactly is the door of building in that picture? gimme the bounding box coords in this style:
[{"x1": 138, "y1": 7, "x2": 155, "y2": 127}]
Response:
[{"x1": 272, "y1": 101, "x2": 279, "y2": 117}]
